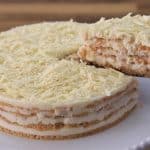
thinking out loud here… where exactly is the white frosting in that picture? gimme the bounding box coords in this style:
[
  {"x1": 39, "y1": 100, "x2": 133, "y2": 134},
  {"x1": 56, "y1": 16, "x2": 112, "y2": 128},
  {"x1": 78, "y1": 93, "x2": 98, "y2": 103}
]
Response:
[
  {"x1": 0, "y1": 100, "x2": 137, "y2": 136},
  {"x1": 0, "y1": 92, "x2": 137, "y2": 125}
]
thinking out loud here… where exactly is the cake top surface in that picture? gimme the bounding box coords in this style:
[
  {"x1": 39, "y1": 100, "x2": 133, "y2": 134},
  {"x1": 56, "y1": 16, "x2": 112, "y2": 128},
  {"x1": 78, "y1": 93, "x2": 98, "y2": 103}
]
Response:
[
  {"x1": 0, "y1": 55, "x2": 132, "y2": 107},
  {"x1": 90, "y1": 14, "x2": 150, "y2": 47},
  {"x1": 0, "y1": 21, "x2": 90, "y2": 59},
  {"x1": 0, "y1": 19, "x2": 135, "y2": 108}
]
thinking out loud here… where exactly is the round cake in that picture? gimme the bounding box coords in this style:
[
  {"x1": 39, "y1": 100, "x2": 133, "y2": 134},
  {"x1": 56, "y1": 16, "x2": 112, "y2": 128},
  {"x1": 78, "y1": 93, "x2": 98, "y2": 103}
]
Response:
[{"x1": 0, "y1": 21, "x2": 138, "y2": 139}]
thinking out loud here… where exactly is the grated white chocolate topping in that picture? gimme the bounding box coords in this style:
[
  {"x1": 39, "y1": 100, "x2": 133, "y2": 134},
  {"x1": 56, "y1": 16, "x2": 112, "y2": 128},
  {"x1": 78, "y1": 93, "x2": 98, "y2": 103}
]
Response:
[
  {"x1": 89, "y1": 13, "x2": 150, "y2": 47},
  {"x1": 0, "y1": 57, "x2": 133, "y2": 107},
  {"x1": 0, "y1": 17, "x2": 140, "y2": 108},
  {"x1": 0, "y1": 21, "x2": 89, "y2": 59}
]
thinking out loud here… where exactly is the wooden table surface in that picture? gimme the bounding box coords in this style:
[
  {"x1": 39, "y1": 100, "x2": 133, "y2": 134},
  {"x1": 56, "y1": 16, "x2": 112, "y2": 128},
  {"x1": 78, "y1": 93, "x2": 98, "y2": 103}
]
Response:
[{"x1": 0, "y1": 0, "x2": 149, "y2": 31}]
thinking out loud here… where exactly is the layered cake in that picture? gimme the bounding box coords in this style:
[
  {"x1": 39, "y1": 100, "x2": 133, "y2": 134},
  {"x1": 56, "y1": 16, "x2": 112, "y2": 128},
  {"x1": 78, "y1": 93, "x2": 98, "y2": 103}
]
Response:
[
  {"x1": 78, "y1": 14, "x2": 150, "y2": 77},
  {"x1": 0, "y1": 20, "x2": 138, "y2": 139}
]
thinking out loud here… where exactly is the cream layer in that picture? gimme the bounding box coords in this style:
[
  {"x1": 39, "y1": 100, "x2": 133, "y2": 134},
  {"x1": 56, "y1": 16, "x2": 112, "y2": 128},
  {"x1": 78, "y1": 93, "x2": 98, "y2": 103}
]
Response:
[
  {"x1": 0, "y1": 100, "x2": 137, "y2": 136},
  {"x1": 0, "y1": 92, "x2": 137, "y2": 125}
]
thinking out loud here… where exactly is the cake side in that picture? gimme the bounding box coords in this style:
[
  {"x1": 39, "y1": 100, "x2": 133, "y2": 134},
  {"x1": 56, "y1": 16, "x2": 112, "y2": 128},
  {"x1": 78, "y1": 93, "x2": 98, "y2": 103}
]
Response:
[
  {"x1": 0, "y1": 104, "x2": 137, "y2": 140},
  {"x1": 0, "y1": 79, "x2": 138, "y2": 139}
]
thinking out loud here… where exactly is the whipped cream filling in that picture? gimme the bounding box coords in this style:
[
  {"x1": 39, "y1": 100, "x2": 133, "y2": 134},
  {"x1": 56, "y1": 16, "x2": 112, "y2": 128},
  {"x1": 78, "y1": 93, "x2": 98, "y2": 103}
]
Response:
[
  {"x1": 0, "y1": 100, "x2": 137, "y2": 136},
  {"x1": 0, "y1": 92, "x2": 137, "y2": 125}
]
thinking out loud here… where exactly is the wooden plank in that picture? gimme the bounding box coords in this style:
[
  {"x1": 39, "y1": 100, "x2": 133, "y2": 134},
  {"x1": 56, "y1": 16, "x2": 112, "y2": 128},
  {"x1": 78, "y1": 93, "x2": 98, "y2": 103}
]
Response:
[
  {"x1": 0, "y1": 0, "x2": 134, "y2": 3},
  {"x1": 0, "y1": 2, "x2": 137, "y2": 15},
  {"x1": 137, "y1": 0, "x2": 150, "y2": 9},
  {"x1": 0, "y1": 1, "x2": 137, "y2": 31},
  {"x1": 0, "y1": 12, "x2": 131, "y2": 22}
]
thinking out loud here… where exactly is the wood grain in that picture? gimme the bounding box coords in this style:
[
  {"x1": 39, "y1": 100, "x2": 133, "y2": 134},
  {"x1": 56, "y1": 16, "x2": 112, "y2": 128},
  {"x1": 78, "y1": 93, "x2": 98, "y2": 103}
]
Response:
[
  {"x1": 0, "y1": 1, "x2": 149, "y2": 31},
  {"x1": 0, "y1": 2, "x2": 137, "y2": 15}
]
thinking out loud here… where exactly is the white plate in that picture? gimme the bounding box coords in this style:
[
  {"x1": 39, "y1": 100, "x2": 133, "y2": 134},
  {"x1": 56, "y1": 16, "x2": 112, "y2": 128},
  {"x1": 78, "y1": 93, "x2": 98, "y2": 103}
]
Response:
[{"x1": 0, "y1": 78, "x2": 149, "y2": 150}]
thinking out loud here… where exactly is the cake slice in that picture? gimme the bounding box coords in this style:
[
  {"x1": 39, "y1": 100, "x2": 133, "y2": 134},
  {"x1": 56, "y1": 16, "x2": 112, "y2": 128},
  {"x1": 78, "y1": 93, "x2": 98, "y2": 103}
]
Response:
[{"x1": 78, "y1": 14, "x2": 150, "y2": 77}]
